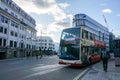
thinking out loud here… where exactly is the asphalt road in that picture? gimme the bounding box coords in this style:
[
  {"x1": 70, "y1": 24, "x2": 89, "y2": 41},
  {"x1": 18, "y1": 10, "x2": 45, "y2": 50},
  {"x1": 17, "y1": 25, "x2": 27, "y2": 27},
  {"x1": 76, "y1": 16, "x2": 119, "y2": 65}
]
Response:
[{"x1": 0, "y1": 55, "x2": 91, "y2": 80}]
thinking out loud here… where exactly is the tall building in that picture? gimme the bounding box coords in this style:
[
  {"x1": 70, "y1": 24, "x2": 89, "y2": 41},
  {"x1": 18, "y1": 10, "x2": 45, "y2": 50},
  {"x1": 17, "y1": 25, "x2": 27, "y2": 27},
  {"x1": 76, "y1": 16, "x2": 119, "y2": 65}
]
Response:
[
  {"x1": 73, "y1": 14, "x2": 109, "y2": 50},
  {"x1": 36, "y1": 36, "x2": 55, "y2": 54},
  {"x1": 109, "y1": 32, "x2": 115, "y2": 52},
  {"x1": 0, "y1": 0, "x2": 36, "y2": 59}
]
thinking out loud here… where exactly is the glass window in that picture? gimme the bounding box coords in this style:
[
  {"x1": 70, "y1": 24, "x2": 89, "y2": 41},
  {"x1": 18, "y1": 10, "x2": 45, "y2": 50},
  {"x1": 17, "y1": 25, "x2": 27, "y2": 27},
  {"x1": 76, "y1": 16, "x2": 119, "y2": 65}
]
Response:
[
  {"x1": 11, "y1": 21, "x2": 14, "y2": 26},
  {"x1": 0, "y1": 38, "x2": 2, "y2": 46},
  {"x1": 14, "y1": 41, "x2": 17, "y2": 47},
  {"x1": 85, "y1": 31, "x2": 88, "y2": 39},
  {"x1": 61, "y1": 28, "x2": 80, "y2": 40},
  {"x1": 0, "y1": 27, "x2": 3, "y2": 33},
  {"x1": 15, "y1": 32, "x2": 18, "y2": 37},
  {"x1": 4, "y1": 28, "x2": 7, "y2": 34},
  {"x1": 0, "y1": 15, "x2": 4, "y2": 22},
  {"x1": 11, "y1": 12, "x2": 14, "y2": 16},
  {"x1": 3, "y1": 39, "x2": 6, "y2": 47},
  {"x1": 90, "y1": 33, "x2": 93, "y2": 40},
  {"x1": 103, "y1": 33, "x2": 104, "y2": 41},
  {"x1": 60, "y1": 28, "x2": 80, "y2": 60},
  {"x1": 4, "y1": 8, "x2": 8, "y2": 12},
  {"x1": 4, "y1": 17, "x2": 8, "y2": 24},
  {"x1": 11, "y1": 31, "x2": 14, "y2": 36},
  {"x1": 10, "y1": 40, "x2": 13, "y2": 47},
  {"x1": 82, "y1": 30, "x2": 85, "y2": 38},
  {"x1": 15, "y1": 23, "x2": 18, "y2": 28}
]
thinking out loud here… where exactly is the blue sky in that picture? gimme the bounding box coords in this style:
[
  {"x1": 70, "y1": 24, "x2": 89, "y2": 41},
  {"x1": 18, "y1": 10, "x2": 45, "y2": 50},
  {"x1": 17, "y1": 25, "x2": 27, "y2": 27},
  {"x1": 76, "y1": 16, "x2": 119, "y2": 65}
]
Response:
[{"x1": 13, "y1": 0, "x2": 120, "y2": 43}]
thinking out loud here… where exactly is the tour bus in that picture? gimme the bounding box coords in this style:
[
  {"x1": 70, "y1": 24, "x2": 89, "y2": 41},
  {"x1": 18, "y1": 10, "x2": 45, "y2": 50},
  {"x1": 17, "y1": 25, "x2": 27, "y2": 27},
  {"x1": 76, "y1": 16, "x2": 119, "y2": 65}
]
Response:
[{"x1": 58, "y1": 14, "x2": 109, "y2": 66}]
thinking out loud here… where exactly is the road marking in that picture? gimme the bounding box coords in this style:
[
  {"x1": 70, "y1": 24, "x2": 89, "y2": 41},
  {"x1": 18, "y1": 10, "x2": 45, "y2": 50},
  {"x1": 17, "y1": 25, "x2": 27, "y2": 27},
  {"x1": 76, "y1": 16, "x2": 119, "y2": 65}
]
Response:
[
  {"x1": 73, "y1": 68, "x2": 90, "y2": 80},
  {"x1": 32, "y1": 64, "x2": 62, "y2": 71},
  {"x1": 21, "y1": 64, "x2": 65, "y2": 80}
]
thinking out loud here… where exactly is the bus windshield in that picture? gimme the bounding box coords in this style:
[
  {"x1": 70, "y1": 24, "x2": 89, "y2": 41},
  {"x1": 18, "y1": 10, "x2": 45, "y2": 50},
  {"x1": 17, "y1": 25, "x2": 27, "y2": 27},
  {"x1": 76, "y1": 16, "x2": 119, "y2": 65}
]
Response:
[{"x1": 60, "y1": 28, "x2": 80, "y2": 60}]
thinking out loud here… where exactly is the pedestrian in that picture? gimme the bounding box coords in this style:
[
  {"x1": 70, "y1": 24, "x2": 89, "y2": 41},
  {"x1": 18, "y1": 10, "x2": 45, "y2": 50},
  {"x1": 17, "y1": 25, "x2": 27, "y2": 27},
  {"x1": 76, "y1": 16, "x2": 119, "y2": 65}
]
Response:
[{"x1": 101, "y1": 49, "x2": 110, "y2": 72}]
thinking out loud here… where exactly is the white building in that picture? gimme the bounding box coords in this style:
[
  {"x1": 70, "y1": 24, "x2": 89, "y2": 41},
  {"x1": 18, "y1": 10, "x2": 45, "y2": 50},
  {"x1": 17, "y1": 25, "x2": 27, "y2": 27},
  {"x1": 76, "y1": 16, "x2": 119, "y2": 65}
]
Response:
[
  {"x1": 36, "y1": 36, "x2": 55, "y2": 54},
  {"x1": 0, "y1": 0, "x2": 36, "y2": 59}
]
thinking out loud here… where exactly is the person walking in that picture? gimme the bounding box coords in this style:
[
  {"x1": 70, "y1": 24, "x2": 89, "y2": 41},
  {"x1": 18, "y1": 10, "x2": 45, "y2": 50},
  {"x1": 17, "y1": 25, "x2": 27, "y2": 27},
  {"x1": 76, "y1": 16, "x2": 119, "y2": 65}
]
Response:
[{"x1": 101, "y1": 50, "x2": 110, "y2": 72}]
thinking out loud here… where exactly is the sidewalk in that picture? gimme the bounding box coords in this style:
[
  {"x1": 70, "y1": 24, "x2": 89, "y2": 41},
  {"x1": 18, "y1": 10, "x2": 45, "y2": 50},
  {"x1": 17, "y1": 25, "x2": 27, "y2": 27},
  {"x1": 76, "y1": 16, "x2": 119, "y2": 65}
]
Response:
[{"x1": 81, "y1": 60, "x2": 120, "y2": 80}]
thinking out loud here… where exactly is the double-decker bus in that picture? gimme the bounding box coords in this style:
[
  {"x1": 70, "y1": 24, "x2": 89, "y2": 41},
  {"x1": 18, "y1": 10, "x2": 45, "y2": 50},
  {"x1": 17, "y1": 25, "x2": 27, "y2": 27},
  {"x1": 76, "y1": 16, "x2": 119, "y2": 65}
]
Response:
[{"x1": 58, "y1": 14, "x2": 109, "y2": 66}]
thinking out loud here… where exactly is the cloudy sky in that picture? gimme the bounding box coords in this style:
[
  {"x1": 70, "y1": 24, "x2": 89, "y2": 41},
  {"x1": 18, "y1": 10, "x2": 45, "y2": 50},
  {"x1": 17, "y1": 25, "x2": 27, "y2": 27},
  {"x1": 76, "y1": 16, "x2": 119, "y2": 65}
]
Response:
[{"x1": 13, "y1": 0, "x2": 120, "y2": 43}]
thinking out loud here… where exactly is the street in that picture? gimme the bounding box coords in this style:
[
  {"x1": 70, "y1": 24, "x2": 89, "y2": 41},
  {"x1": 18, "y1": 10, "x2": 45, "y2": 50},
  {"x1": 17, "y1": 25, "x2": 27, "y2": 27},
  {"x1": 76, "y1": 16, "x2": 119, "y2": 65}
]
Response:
[{"x1": 0, "y1": 55, "x2": 90, "y2": 80}]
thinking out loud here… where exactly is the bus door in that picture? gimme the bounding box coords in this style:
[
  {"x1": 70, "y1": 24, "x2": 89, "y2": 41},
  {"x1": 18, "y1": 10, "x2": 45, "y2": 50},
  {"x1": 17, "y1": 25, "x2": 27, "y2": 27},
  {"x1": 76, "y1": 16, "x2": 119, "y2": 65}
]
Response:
[{"x1": 81, "y1": 46, "x2": 89, "y2": 64}]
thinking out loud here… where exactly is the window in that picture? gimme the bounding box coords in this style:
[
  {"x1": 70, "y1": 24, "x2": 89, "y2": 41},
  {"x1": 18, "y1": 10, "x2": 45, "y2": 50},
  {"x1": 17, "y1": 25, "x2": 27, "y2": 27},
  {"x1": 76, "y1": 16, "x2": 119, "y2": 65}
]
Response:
[
  {"x1": 4, "y1": 28, "x2": 7, "y2": 34},
  {"x1": 15, "y1": 23, "x2": 18, "y2": 28},
  {"x1": 26, "y1": 44, "x2": 28, "y2": 49},
  {"x1": 4, "y1": 17, "x2": 8, "y2": 23},
  {"x1": 99, "y1": 31, "x2": 101, "y2": 40},
  {"x1": 4, "y1": 8, "x2": 8, "y2": 12},
  {"x1": 15, "y1": 32, "x2": 18, "y2": 37},
  {"x1": 0, "y1": 38, "x2": 2, "y2": 46},
  {"x1": 85, "y1": 30, "x2": 88, "y2": 39},
  {"x1": 11, "y1": 12, "x2": 14, "y2": 16},
  {"x1": 10, "y1": 40, "x2": 13, "y2": 47},
  {"x1": 90, "y1": 33, "x2": 93, "y2": 40},
  {"x1": 0, "y1": 15, "x2": 8, "y2": 24},
  {"x1": 14, "y1": 41, "x2": 17, "y2": 47},
  {"x1": 0, "y1": 15, "x2": 4, "y2": 22},
  {"x1": 103, "y1": 33, "x2": 104, "y2": 41},
  {"x1": 3, "y1": 39, "x2": 6, "y2": 47},
  {"x1": 11, "y1": 21, "x2": 14, "y2": 26},
  {"x1": 0, "y1": 27, "x2": 3, "y2": 33},
  {"x1": 11, "y1": 31, "x2": 14, "y2": 36},
  {"x1": 15, "y1": 15, "x2": 18, "y2": 18}
]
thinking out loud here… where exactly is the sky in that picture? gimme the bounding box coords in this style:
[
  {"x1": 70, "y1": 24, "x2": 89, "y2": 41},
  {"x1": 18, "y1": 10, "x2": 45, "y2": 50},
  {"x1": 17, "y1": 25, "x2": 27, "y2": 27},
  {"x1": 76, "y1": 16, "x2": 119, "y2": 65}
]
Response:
[{"x1": 13, "y1": 0, "x2": 120, "y2": 43}]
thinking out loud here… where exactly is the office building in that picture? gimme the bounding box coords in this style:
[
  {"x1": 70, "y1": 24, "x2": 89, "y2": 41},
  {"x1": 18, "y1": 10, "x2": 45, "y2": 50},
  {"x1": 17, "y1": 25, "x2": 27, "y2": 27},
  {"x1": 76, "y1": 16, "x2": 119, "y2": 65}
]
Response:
[{"x1": 0, "y1": 0, "x2": 36, "y2": 59}]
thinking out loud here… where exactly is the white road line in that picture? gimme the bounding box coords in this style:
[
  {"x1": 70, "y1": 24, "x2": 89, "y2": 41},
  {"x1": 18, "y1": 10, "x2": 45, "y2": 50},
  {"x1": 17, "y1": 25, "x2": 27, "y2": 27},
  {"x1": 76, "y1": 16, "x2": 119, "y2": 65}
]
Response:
[
  {"x1": 21, "y1": 64, "x2": 65, "y2": 80},
  {"x1": 32, "y1": 64, "x2": 61, "y2": 71},
  {"x1": 73, "y1": 68, "x2": 90, "y2": 80}
]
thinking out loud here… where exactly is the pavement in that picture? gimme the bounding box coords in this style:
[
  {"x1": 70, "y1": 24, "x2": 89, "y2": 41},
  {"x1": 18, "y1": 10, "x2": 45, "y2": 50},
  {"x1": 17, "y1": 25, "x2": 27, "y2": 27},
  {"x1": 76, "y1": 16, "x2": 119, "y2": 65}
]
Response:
[{"x1": 81, "y1": 59, "x2": 120, "y2": 80}]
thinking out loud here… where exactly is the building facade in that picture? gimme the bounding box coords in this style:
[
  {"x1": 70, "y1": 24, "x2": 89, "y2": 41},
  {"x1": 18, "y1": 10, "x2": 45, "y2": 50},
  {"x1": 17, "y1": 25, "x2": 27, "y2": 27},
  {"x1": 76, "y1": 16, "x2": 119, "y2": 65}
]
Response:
[
  {"x1": 36, "y1": 36, "x2": 55, "y2": 55},
  {"x1": 73, "y1": 14, "x2": 109, "y2": 50},
  {"x1": 0, "y1": 0, "x2": 36, "y2": 59},
  {"x1": 109, "y1": 32, "x2": 115, "y2": 52}
]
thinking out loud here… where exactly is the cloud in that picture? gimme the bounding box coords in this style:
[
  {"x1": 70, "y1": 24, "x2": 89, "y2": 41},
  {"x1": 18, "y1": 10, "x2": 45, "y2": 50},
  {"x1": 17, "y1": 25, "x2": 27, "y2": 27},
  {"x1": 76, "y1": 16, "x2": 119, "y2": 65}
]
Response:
[
  {"x1": 35, "y1": 24, "x2": 43, "y2": 36},
  {"x1": 13, "y1": 0, "x2": 70, "y2": 21},
  {"x1": 13, "y1": 0, "x2": 56, "y2": 14},
  {"x1": 102, "y1": 9, "x2": 112, "y2": 14},
  {"x1": 59, "y1": 3, "x2": 70, "y2": 9},
  {"x1": 13, "y1": 0, "x2": 71, "y2": 43}
]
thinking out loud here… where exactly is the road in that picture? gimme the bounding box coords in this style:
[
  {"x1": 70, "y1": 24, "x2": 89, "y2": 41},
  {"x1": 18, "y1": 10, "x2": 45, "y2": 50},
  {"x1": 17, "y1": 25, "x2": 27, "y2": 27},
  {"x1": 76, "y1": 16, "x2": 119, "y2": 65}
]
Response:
[{"x1": 0, "y1": 55, "x2": 91, "y2": 80}]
